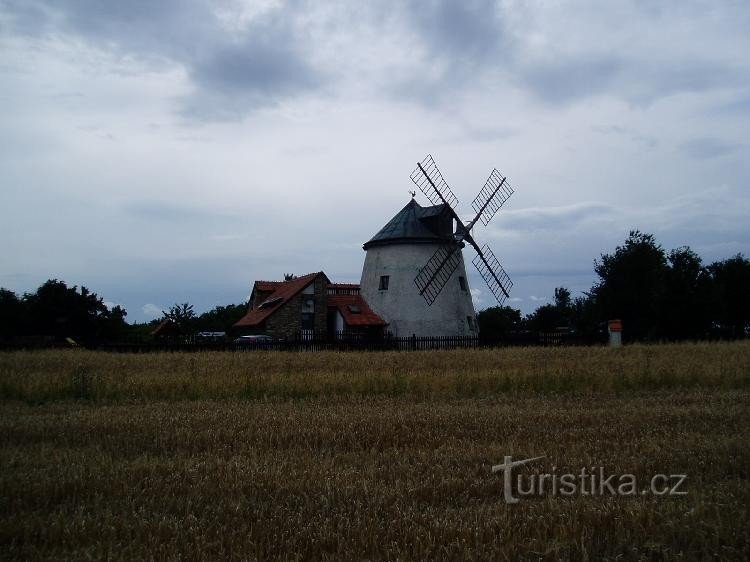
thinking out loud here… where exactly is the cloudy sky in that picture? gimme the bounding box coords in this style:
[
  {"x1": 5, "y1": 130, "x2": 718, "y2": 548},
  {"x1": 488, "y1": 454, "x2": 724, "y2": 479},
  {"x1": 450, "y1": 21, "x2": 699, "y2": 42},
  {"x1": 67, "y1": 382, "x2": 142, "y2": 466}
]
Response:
[{"x1": 1, "y1": 0, "x2": 748, "y2": 322}]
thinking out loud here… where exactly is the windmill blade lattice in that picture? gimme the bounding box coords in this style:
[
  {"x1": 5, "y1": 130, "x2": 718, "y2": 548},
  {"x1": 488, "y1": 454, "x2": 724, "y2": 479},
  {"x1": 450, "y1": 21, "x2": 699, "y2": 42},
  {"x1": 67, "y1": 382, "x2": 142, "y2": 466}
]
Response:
[
  {"x1": 410, "y1": 154, "x2": 516, "y2": 306},
  {"x1": 409, "y1": 154, "x2": 459, "y2": 208},
  {"x1": 414, "y1": 244, "x2": 462, "y2": 305},
  {"x1": 472, "y1": 244, "x2": 513, "y2": 304},
  {"x1": 471, "y1": 169, "x2": 514, "y2": 227}
]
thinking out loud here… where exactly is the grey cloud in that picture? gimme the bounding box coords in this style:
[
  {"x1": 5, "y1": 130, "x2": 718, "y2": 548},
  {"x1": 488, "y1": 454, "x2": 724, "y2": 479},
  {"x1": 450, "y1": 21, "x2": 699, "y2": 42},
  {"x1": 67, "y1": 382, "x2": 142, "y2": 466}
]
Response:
[
  {"x1": 123, "y1": 200, "x2": 243, "y2": 223},
  {"x1": 396, "y1": 2, "x2": 749, "y2": 107},
  {"x1": 184, "y1": 35, "x2": 320, "y2": 119},
  {"x1": 1, "y1": 0, "x2": 321, "y2": 118},
  {"x1": 1, "y1": 0, "x2": 205, "y2": 56},
  {"x1": 680, "y1": 137, "x2": 740, "y2": 160},
  {"x1": 497, "y1": 202, "x2": 618, "y2": 233},
  {"x1": 385, "y1": 0, "x2": 511, "y2": 106},
  {"x1": 405, "y1": 0, "x2": 506, "y2": 61},
  {"x1": 592, "y1": 125, "x2": 658, "y2": 150},
  {"x1": 519, "y1": 56, "x2": 622, "y2": 104},
  {"x1": 5, "y1": 0, "x2": 747, "y2": 116},
  {"x1": 517, "y1": 55, "x2": 741, "y2": 107},
  {"x1": 644, "y1": 187, "x2": 750, "y2": 252},
  {"x1": 192, "y1": 41, "x2": 316, "y2": 95},
  {"x1": 717, "y1": 94, "x2": 750, "y2": 114},
  {"x1": 455, "y1": 124, "x2": 517, "y2": 144},
  {"x1": 623, "y1": 58, "x2": 745, "y2": 106}
]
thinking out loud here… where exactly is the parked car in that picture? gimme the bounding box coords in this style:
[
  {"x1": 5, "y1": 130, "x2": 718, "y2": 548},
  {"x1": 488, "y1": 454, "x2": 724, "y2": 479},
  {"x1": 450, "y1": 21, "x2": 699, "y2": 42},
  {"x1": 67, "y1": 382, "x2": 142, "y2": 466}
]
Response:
[
  {"x1": 232, "y1": 335, "x2": 274, "y2": 347},
  {"x1": 195, "y1": 331, "x2": 226, "y2": 342}
]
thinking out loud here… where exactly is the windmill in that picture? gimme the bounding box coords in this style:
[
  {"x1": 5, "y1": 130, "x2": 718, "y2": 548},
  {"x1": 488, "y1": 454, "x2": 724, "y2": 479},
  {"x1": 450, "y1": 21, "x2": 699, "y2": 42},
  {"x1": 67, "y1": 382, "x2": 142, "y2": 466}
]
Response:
[
  {"x1": 409, "y1": 154, "x2": 514, "y2": 306},
  {"x1": 358, "y1": 154, "x2": 516, "y2": 337}
]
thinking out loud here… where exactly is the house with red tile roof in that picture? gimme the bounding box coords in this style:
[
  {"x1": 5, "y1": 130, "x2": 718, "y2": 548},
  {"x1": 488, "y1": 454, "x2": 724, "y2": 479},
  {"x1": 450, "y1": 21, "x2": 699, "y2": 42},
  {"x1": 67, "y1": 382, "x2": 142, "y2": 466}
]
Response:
[{"x1": 233, "y1": 272, "x2": 385, "y2": 340}]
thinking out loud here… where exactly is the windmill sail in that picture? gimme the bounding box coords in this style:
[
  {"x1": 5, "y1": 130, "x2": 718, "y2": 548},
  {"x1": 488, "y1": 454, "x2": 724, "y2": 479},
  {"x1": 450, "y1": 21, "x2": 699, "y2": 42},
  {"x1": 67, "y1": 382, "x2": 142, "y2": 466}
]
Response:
[
  {"x1": 471, "y1": 169, "x2": 514, "y2": 227},
  {"x1": 472, "y1": 244, "x2": 513, "y2": 305},
  {"x1": 410, "y1": 154, "x2": 515, "y2": 307},
  {"x1": 414, "y1": 244, "x2": 462, "y2": 305},
  {"x1": 410, "y1": 154, "x2": 459, "y2": 208}
]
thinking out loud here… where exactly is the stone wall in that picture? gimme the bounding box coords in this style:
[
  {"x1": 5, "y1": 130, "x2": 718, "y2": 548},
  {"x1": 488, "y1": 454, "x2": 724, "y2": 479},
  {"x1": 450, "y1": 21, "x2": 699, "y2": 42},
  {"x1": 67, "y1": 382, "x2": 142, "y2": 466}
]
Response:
[{"x1": 263, "y1": 275, "x2": 328, "y2": 339}]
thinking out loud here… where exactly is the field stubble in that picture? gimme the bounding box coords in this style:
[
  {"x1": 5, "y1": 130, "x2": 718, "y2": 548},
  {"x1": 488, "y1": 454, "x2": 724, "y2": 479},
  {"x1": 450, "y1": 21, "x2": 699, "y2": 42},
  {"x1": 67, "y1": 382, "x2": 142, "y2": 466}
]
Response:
[{"x1": 1, "y1": 342, "x2": 749, "y2": 560}]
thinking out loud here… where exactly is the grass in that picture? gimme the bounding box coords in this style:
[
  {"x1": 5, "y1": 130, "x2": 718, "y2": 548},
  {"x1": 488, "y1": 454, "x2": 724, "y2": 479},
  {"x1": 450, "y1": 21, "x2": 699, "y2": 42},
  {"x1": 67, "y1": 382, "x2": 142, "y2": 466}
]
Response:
[
  {"x1": 1, "y1": 341, "x2": 748, "y2": 403},
  {"x1": 1, "y1": 342, "x2": 749, "y2": 560}
]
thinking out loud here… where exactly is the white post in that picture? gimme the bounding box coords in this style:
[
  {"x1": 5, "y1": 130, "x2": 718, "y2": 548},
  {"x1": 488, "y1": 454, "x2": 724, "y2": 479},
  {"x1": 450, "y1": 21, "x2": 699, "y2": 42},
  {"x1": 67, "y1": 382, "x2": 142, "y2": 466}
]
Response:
[{"x1": 608, "y1": 319, "x2": 622, "y2": 347}]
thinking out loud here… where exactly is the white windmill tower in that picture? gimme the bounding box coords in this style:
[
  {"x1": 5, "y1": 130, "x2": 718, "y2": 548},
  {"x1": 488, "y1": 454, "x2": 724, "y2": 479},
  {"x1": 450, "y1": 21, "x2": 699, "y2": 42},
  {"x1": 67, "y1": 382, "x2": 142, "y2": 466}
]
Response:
[{"x1": 360, "y1": 155, "x2": 516, "y2": 337}]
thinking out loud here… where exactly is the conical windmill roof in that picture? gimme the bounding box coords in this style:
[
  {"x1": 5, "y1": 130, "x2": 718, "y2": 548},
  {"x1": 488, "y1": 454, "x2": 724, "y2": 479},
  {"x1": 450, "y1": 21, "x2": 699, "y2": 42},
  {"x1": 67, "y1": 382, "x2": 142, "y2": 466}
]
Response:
[{"x1": 363, "y1": 199, "x2": 453, "y2": 250}]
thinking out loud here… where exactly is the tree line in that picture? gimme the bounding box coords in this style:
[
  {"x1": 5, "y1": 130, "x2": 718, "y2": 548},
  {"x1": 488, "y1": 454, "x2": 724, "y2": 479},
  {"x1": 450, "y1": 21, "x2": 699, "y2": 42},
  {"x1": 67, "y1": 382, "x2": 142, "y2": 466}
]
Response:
[
  {"x1": 2, "y1": 231, "x2": 748, "y2": 343},
  {"x1": 0, "y1": 280, "x2": 248, "y2": 343},
  {"x1": 0, "y1": 280, "x2": 129, "y2": 341},
  {"x1": 478, "y1": 231, "x2": 750, "y2": 342}
]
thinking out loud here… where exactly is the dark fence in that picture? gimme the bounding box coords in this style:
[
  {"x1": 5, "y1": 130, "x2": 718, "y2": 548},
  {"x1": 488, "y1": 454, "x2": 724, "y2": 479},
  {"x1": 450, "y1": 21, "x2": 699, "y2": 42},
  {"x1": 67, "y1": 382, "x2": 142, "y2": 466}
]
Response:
[{"x1": 0, "y1": 330, "x2": 606, "y2": 353}]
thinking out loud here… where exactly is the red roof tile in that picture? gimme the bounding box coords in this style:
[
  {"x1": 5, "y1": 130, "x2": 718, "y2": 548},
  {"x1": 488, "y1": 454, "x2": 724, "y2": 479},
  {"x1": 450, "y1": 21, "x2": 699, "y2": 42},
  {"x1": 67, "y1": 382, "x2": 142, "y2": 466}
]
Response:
[
  {"x1": 327, "y1": 294, "x2": 386, "y2": 327},
  {"x1": 255, "y1": 281, "x2": 284, "y2": 292},
  {"x1": 235, "y1": 272, "x2": 328, "y2": 328}
]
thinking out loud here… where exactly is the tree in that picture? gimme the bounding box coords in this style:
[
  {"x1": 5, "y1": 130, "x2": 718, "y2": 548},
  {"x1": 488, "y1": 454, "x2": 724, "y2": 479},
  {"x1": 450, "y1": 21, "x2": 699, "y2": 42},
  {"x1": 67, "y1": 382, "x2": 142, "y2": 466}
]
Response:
[
  {"x1": 554, "y1": 287, "x2": 571, "y2": 310},
  {"x1": 707, "y1": 254, "x2": 750, "y2": 338},
  {"x1": 162, "y1": 303, "x2": 196, "y2": 333},
  {"x1": 525, "y1": 287, "x2": 574, "y2": 333},
  {"x1": 592, "y1": 231, "x2": 668, "y2": 341},
  {"x1": 20, "y1": 279, "x2": 127, "y2": 340},
  {"x1": 659, "y1": 247, "x2": 712, "y2": 340},
  {"x1": 98, "y1": 304, "x2": 128, "y2": 340},
  {"x1": 569, "y1": 293, "x2": 602, "y2": 338},
  {"x1": 525, "y1": 304, "x2": 562, "y2": 332},
  {"x1": 476, "y1": 306, "x2": 522, "y2": 339},
  {"x1": 194, "y1": 303, "x2": 248, "y2": 333},
  {"x1": 0, "y1": 288, "x2": 26, "y2": 338}
]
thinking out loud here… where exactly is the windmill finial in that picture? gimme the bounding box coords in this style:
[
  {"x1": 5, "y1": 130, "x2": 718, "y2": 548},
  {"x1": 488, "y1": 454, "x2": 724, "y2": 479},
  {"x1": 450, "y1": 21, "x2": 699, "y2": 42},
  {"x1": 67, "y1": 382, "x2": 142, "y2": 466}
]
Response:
[{"x1": 408, "y1": 190, "x2": 416, "y2": 199}]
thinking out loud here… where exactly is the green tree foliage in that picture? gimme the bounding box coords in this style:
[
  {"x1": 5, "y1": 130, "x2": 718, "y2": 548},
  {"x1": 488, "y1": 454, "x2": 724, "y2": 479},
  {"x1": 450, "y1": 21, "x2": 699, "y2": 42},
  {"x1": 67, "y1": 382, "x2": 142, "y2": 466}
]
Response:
[
  {"x1": 162, "y1": 303, "x2": 196, "y2": 333},
  {"x1": 659, "y1": 247, "x2": 712, "y2": 339},
  {"x1": 525, "y1": 304, "x2": 560, "y2": 332},
  {"x1": 531, "y1": 234, "x2": 749, "y2": 342},
  {"x1": 524, "y1": 287, "x2": 574, "y2": 332},
  {"x1": 0, "y1": 288, "x2": 26, "y2": 338},
  {"x1": 554, "y1": 287, "x2": 571, "y2": 310},
  {"x1": 476, "y1": 306, "x2": 522, "y2": 338},
  {"x1": 194, "y1": 303, "x2": 248, "y2": 333},
  {"x1": 592, "y1": 231, "x2": 668, "y2": 341},
  {"x1": 708, "y1": 254, "x2": 750, "y2": 338},
  {"x1": 0, "y1": 280, "x2": 127, "y2": 340}
]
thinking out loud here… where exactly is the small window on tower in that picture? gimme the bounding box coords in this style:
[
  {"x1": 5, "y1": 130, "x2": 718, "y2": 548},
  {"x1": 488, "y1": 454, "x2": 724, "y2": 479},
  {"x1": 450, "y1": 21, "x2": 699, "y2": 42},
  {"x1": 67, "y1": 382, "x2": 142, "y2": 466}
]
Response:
[
  {"x1": 379, "y1": 275, "x2": 390, "y2": 290},
  {"x1": 467, "y1": 316, "x2": 476, "y2": 330},
  {"x1": 459, "y1": 276, "x2": 467, "y2": 291}
]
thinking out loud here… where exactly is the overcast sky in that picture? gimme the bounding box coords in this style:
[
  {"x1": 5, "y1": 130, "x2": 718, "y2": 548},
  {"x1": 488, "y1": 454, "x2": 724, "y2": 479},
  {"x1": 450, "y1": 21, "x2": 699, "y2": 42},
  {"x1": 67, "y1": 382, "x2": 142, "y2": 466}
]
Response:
[{"x1": 1, "y1": 0, "x2": 748, "y2": 322}]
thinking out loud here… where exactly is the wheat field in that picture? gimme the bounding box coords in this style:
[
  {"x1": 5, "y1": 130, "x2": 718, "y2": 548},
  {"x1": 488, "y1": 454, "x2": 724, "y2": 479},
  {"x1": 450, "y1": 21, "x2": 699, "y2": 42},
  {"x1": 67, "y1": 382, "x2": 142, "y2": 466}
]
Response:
[{"x1": 1, "y1": 343, "x2": 749, "y2": 560}]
